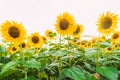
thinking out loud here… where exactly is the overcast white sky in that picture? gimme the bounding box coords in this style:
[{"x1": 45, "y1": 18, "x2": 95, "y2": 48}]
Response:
[{"x1": 0, "y1": 0, "x2": 120, "y2": 37}]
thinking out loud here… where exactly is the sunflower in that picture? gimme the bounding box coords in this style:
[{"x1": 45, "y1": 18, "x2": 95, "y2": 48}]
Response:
[
  {"x1": 19, "y1": 42, "x2": 28, "y2": 50},
  {"x1": 42, "y1": 36, "x2": 47, "y2": 43},
  {"x1": 73, "y1": 24, "x2": 84, "y2": 35},
  {"x1": 28, "y1": 32, "x2": 43, "y2": 48},
  {"x1": 90, "y1": 37, "x2": 97, "y2": 44},
  {"x1": 86, "y1": 41, "x2": 92, "y2": 48},
  {"x1": 8, "y1": 45, "x2": 20, "y2": 54},
  {"x1": 55, "y1": 12, "x2": 76, "y2": 36},
  {"x1": 0, "y1": 20, "x2": 26, "y2": 44},
  {"x1": 79, "y1": 40, "x2": 88, "y2": 48},
  {"x1": 98, "y1": 35, "x2": 106, "y2": 42},
  {"x1": 97, "y1": 12, "x2": 118, "y2": 35},
  {"x1": 45, "y1": 30, "x2": 55, "y2": 40},
  {"x1": 111, "y1": 31, "x2": 120, "y2": 44},
  {"x1": 105, "y1": 47, "x2": 112, "y2": 52},
  {"x1": 112, "y1": 43, "x2": 120, "y2": 50}
]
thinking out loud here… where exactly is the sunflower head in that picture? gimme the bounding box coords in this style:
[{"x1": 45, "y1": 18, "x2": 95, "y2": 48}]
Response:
[
  {"x1": 105, "y1": 47, "x2": 112, "y2": 52},
  {"x1": 98, "y1": 35, "x2": 106, "y2": 42},
  {"x1": 19, "y1": 42, "x2": 28, "y2": 50},
  {"x1": 8, "y1": 45, "x2": 20, "y2": 54},
  {"x1": 90, "y1": 37, "x2": 97, "y2": 44},
  {"x1": 79, "y1": 40, "x2": 88, "y2": 48},
  {"x1": 73, "y1": 24, "x2": 84, "y2": 35},
  {"x1": 86, "y1": 41, "x2": 92, "y2": 48},
  {"x1": 42, "y1": 36, "x2": 47, "y2": 43},
  {"x1": 55, "y1": 12, "x2": 76, "y2": 36},
  {"x1": 97, "y1": 12, "x2": 118, "y2": 35},
  {"x1": 45, "y1": 30, "x2": 55, "y2": 40},
  {"x1": 0, "y1": 20, "x2": 26, "y2": 44},
  {"x1": 111, "y1": 31, "x2": 120, "y2": 44},
  {"x1": 28, "y1": 32, "x2": 43, "y2": 48}
]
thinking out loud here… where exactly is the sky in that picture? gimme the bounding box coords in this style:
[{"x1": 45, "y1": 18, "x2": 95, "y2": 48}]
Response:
[{"x1": 0, "y1": 0, "x2": 120, "y2": 39}]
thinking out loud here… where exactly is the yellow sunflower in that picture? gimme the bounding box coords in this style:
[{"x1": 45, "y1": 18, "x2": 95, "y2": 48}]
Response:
[
  {"x1": 8, "y1": 45, "x2": 20, "y2": 54},
  {"x1": 73, "y1": 24, "x2": 84, "y2": 35},
  {"x1": 111, "y1": 31, "x2": 120, "y2": 44},
  {"x1": 19, "y1": 42, "x2": 28, "y2": 50},
  {"x1": 55, "y1": 12, "x2": 76, "y2": 36},
  {"x1": 98, "y1": 35, "x2": 106, "y2": 42},
  {"x1": 86, "y1": 41, "x2": 93, "y2": 48},
  {"x1": 79, "y1": 40, "x2": 88, "y2": 48},
  {"x1": 28, "y1": 32, "x2": 43, "y2": 48},
  {"x1": 42, "y1": 36, "x2": 47, "y2": 43},
  {"x1": 105, "y1": 47, "x2": 112, "y2": 53},
  {"x1": 97, "y1": 12, "x2": 118, "y2": 35},
  {"x1": 112, "y1": 43, "x2": 120, "y2": 50},
  {"x1": 0, "y1": 20, "x2": 26, "y2": 44},
  {"x1": 45, "y1": 30, "x2": 55, "y2": 40},
  {"x1": 90, "y1": 36, "x2": 97, "y2": 44}
]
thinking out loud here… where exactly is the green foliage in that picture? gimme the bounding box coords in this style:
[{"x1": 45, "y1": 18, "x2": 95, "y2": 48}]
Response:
[
  {"x1": 0, "y1": 34, "x2": 120, "y2": 80},
  {"x1": 96, "y1": 66, "x2": 118, "y2": 80},
  {"x1": 0, "y1": 60, "x2": 20, "y2": 79},
  {"x1": 23, "y1": 58, "x2": 41, "y2": 69},
  {"x1": 62, "y1": 67, "x2": 85, "y2": 80}
]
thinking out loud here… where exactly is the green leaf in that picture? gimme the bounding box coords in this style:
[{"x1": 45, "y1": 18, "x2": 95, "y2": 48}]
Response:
[
  {"x1": 84, "y1": 72, "x2": 97, "y2": 80},
  {"x1": 23, "y1": 59, "x2": 41, "y2": 69},
  {"x1": 0, "y1": 46, "x2": 6, "y2": 53},
  {"x1": 84, "y1": 62, "x2": 95, "y2": 71},
  {"x1": 96, "y1": 66, "x2": 118, "y2": 80},
  {"x1": 19, "y1": 76, "x2": 37, "y2": 80},
  {"x1": 48, "y1": 62, "x2": 59, "y2": 67},
  {"x1": 62, "y1": 67, "x2": 85, "y2": 80},
  {"x1": 0, "y1": 60, "x2": 20, "y2": 79},
  {"x1": 85, "y1": 48, "x2": 98, "y2": 58},
  {"x1": 49, "y1": 50, "x2": 68, "y2": 56},
  {"x1": 98, "y1": 42, "x2": 111, "y2": 48},
  {"x1": 113, "y1": 56, "x2": 120, "y2": 60}
]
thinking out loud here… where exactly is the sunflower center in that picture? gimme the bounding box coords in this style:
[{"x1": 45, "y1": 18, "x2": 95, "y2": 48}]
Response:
[
  {"x1": 48, "y1": 32, "x2": 53, "y2": 37},
  {"x1": 32, "y1": 36, "x2": 39, "y2": 44},
  {"x1": 12, "y1": 47, "x2": 17, "y2": 51},
  {"x1": 43, "y1": 37, "x2": 46, "y2": 41},
  {"x1": 8, "y1": 26, "x2": 20, "y2": 38},
  {"x1": 101, "y1": 17, "x2": 112, "y2": 29},
  {"x1": 113, "y1": 33, "x2": 119, "y2": 39},
  {"x1": 74, "y1": 26, "x2": 80, "y2": 34},
  {"x1": 59, "y1": 19, "x2": 69, "y2": 30},
  {"x1": 22, "y1": 43, "x2": 26, "y2": 48},
  {"x1": 107, "y1": 47, "x2": 112, "y2": 51}
]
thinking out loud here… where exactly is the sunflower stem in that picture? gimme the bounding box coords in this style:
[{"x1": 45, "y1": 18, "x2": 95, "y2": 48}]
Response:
[
  {"x1": 20, "y1": 46, "x2": 28, "y2": 79},
  {"x1": 58, "y1": 57, "x2": 62, "y2": 80},
  {"x1": 96, "y1": 33, "x2": 100, "y2": 67}
]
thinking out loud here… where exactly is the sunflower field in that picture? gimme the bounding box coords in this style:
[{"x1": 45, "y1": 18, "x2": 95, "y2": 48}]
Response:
[{"x1": 0, "y1": 12, "x2": 120, "y2": 80}]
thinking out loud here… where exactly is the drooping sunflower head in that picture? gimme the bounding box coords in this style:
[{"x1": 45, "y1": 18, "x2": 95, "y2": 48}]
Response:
[
  {"x1": 90, "y1": 36, "x2": 97, "y2": 44},
  {"x1": 45, "y1": 30, "x2": 55, "y2": 40},
  {"x1": 55, "y1": 12, "x2": 76, "y2": 36},
  {"x1": 111, "y1": 31, "x2": 120, "y2": 44},
  {"x1": 97, "y1": 12, "x2": 118, "y2": 35},
  {"x1": 73, "y1": 24, "x2": 84, "y2": 35},
  {"x1": 19, "y1": 42, "x2": 28, "y2": 50},
  {"x1": 7, "y1": 45, "x2": 20, "y2": 54},
  {"x1": 28, "y1": 32, "x2": 43, "y2": 48},
  {"x1": 105, "y1": 47, "x2": 112, "y2": 53},
  {"x1": 0, "y1": 20, "x2": 26, "y2": 44},
  {"x1": 98, "y1": 35, "x2": 106, "y2": 42},
  {"x1": 86, "y1": 41, "x2": 93, "y2": 48},
  {"x1": 79, "y1": 40, "x2": 88, "y2": 48},
  {"x1": 42, "y1": 36, "x2": 47, "y2": 43}
]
